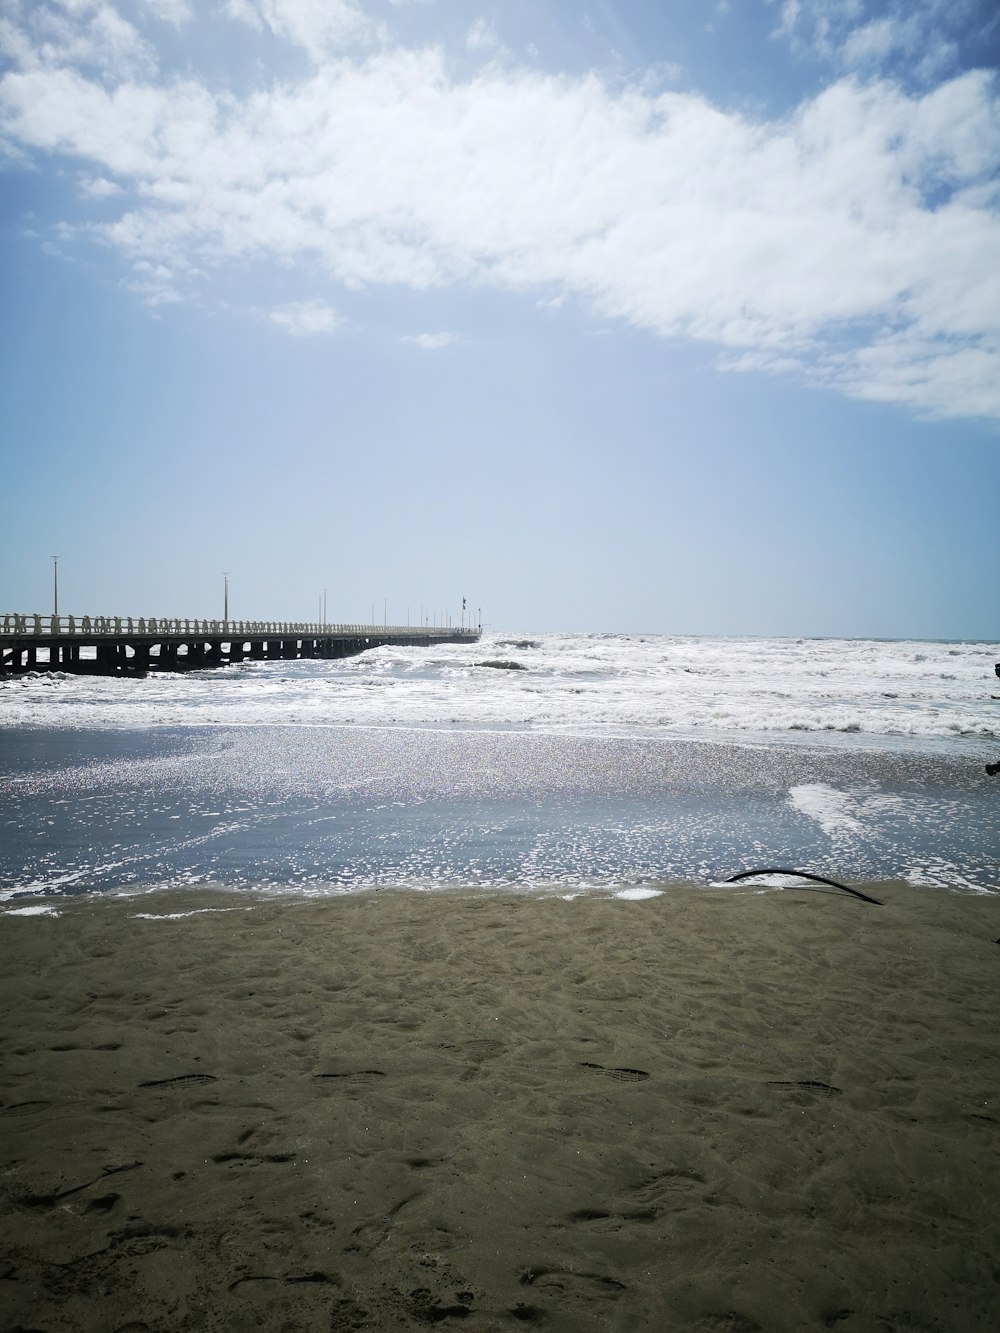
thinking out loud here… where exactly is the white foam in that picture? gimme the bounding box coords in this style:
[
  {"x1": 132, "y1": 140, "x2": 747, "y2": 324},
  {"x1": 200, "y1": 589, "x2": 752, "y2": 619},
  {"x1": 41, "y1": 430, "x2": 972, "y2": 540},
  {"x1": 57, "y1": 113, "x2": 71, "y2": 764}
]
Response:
[
  {"x1": 3, "y1": 903, "x2": 60, "y2": 916},
  {"x1": 789, "y1": 783, "x2": 865, "y2": 838},
  {"x1": 900, "y1": 859, "x2": 998, "y2": 893},
  {"x1": 132, "y1": 907, "x2": 242, "y2": 920},
  {"x1": 0, "y1": 632, "x2": 996, "y2": 752},
  {"x1": 613, "y1": 886, "x2": 663, "y2": 900}
]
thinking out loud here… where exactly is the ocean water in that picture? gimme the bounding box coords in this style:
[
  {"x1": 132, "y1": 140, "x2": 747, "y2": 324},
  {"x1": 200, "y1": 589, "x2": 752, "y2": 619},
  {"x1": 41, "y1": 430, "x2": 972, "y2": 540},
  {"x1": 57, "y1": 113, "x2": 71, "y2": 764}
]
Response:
[{"x1": 1, "y1": 632, "x2": 998, "y2": 902}]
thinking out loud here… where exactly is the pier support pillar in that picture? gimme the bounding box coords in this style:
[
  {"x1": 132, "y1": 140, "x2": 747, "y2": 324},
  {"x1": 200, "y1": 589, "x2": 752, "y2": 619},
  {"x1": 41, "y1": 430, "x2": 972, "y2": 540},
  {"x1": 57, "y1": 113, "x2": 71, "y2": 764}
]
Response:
[{"x1": 96, "y1": 644, "x2": 117, "y2": 673}]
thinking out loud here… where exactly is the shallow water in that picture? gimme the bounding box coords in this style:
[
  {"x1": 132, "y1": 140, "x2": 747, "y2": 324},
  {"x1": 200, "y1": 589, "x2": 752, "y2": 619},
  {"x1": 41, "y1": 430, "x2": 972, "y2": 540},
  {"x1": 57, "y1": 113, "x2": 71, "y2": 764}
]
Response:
[{"x1": 1, "y1": 720, "x2": 996, "y2": 899}]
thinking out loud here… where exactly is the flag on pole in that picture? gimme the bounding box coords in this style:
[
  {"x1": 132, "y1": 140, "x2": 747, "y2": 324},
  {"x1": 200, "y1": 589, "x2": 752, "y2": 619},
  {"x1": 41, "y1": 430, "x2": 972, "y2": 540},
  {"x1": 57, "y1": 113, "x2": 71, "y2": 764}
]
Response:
[{"x1": 462, "y1": 597, "x2": 466, "y2": 609}]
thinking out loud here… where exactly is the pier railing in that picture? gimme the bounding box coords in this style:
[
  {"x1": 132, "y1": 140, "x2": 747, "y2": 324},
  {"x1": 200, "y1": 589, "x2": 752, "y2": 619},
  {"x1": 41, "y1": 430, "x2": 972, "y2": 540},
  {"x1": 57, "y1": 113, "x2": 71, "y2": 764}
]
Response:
[{"x1": 1, "y1": 615, "x2": 478, "y2": 638}]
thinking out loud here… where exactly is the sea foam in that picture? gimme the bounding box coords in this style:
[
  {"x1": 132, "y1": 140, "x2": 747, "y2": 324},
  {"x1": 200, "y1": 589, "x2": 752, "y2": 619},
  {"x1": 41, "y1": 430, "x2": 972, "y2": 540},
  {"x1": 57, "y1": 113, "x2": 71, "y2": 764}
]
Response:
[{"x1": 1, "y1": 632, "x2": 996, "y2": 752}]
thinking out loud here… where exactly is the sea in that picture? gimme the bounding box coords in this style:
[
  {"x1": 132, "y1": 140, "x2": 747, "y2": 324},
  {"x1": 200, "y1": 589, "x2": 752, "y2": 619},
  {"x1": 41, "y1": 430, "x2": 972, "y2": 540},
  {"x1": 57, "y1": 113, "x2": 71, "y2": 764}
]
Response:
[{"x1": 1, "y1": 632, "x2": 998, "y2": 907}]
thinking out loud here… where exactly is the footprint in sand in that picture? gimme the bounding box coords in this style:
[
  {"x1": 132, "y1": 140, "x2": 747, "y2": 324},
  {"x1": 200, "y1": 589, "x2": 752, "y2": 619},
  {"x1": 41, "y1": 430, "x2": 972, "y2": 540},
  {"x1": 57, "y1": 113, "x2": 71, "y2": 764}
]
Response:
[
  {"x1": 580, "y1": 1062, "x2": 650, "y2": 1082},
  {"x1": 313, "y1": 1070, "x2": 386, "y2": 1085},
  {"x1": 566, "y1": 1205, "x2": 659, "y2": 1228},
  {"x1": 767, "y1": 1080, "x2": 842, "y2": 1096},
  {"x1": 346, "y1": 1194, "x2": 420, "y2": 1255},
  {"x1": 212, "y1": 1151, "x2": 296, "y2": 1165},
  {"x1": 520, "y1": 1266, "x2": 627, "y2": 1303},
  {"x1": 439, "y1": 1038, "x2": 505, "y2": 1061},
  {"x1": 138, "y1": 1074, "x2": 218, "y2": 1088}
]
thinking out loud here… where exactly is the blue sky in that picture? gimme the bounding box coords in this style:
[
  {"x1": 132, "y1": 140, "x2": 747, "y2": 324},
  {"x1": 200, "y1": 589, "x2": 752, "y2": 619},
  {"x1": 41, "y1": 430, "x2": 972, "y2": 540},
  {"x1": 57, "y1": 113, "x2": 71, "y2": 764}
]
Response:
[{"x1": 1, "y1": 0, "x2": 998, "y2": 637}]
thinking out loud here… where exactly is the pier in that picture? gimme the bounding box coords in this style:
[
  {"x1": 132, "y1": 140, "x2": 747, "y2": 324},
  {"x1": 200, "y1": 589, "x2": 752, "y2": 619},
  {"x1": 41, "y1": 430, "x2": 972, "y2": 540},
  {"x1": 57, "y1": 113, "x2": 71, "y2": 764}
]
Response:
[{"x1": 0, "y1": 614, "x2": 479, "y2": 676}]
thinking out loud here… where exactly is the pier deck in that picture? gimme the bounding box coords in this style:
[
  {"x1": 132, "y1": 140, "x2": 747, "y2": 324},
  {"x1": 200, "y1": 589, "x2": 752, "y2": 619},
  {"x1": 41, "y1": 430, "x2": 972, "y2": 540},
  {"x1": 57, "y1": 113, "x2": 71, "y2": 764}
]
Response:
[{"x1": 0, "y1": 615, "x2": 479, "y2": 676}]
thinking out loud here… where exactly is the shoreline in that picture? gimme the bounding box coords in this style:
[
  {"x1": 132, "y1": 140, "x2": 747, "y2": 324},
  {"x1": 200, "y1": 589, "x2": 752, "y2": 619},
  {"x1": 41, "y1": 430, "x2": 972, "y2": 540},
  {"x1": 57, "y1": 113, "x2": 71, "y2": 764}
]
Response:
[
  {"x1": 2, "y1": 883, "x2": 998, "y2": 1330},
  {"x1": 2, "y1": 874, "x2": 998, "y2": 913}
]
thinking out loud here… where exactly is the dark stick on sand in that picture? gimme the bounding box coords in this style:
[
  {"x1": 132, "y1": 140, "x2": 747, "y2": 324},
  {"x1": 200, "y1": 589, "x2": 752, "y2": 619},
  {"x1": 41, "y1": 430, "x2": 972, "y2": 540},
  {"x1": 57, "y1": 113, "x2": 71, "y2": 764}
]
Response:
[{"x1": 725, "y1": 867, "x2": 884, "y2": 905}]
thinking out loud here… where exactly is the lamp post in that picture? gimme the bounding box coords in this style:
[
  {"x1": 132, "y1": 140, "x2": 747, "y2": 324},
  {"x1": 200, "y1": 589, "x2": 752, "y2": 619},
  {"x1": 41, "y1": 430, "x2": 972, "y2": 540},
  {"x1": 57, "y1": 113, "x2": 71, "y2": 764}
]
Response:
[
  {"x1": 51, "y1": 555, "x2": 59, "y2": 618},
  {"x1": 223, "y1": 572, "x2": 229, "y2": 623}
]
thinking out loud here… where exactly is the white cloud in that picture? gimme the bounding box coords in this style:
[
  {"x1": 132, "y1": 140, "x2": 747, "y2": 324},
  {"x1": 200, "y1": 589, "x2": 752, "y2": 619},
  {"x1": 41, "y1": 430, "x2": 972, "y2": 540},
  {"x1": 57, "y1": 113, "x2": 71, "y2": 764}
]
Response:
[
  {"x1": 124, "y1": 257, "x2": 182, "y2": 303},
  {"x1": 0, "y1": 0, "x2": 156, "y2": 79},
  {"x1": 268, "y1": 299, "x2": 342, "y2": 335},
  {"x1": 1, "y1": 7, "x2": 999, "y2": 420},
  {"x1": 841, "y1": 16, "x2": 910, "y2": 68},
  {"x1": 78, "y1": 173, "x2": 124, "y2": 197},
  {"x1": 403, "y1": 331, "x2": 453, "y2": 349},
  {"x1": 771, "y1": 0, "x2": 975, "y2": 85},
  {"x1": 466, "y1": 17, "x2": 499, "y2": 54},
  {"x1": 223, "y1": 0, "x2": 370, "y2": 59},
  {"x1": 138, "y1": 0, "x2": 192, "y2": 24}
]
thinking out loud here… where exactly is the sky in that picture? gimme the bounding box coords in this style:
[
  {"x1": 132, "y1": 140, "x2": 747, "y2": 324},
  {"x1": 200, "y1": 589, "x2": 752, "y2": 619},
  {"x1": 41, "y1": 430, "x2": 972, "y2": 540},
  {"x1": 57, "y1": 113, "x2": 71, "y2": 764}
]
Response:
[{"x1": 1, "y1": 0, "x2": 998, "y2": 638}]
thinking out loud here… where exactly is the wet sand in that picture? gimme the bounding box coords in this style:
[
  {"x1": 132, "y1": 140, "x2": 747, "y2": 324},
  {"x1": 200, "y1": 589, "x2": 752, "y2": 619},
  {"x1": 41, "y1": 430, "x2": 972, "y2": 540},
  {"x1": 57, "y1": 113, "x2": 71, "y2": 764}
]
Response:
[{"x1": 1, "y1": 883, "x2": 998, "y2": 1332}]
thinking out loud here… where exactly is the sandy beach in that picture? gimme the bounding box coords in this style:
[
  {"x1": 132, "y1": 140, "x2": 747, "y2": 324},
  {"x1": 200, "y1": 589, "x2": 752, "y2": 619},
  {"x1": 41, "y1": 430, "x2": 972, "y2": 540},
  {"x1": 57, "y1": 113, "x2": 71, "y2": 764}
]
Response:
[{"x1": 1, "y1": 882, "x2": 998, "y2": 1332}]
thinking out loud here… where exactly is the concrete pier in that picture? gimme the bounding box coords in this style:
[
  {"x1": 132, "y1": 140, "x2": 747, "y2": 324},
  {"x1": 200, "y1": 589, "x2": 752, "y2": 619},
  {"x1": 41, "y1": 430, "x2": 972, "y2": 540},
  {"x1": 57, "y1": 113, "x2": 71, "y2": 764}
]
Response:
[{"x1": 0, "y1": 615, "x2": 479, "y2": 677}]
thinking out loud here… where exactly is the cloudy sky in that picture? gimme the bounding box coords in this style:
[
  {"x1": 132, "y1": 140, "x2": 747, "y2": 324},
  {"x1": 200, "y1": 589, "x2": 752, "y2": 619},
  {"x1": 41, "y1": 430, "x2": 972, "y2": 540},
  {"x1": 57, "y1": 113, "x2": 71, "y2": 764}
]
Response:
[{"x1": 2, "y1": 0, "x2": 998, "y2": 636}]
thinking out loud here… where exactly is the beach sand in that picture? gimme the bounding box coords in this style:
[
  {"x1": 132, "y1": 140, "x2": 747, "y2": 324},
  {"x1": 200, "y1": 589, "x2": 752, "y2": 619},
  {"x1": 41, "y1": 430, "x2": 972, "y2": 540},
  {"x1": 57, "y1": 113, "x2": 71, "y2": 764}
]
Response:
[{"x1": 1, "y1": 883, "x2": 998, "y2": 1332}]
